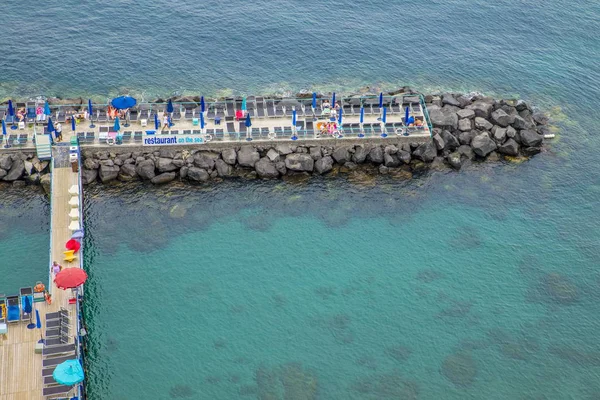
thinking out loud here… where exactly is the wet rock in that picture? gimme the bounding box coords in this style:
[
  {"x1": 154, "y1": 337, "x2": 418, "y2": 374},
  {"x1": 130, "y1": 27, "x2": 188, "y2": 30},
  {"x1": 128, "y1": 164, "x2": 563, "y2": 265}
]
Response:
[
  {"x1": 314, "y1": 156, "x2": 333, "y2": 174},
  {"x1": 384, "y1": 145, "x2": 398, "y2": 155},
  {"x1": 23, "y1": 160, "x2": 33, "y2": 175},
  {"x1": 0, "y1": 154, "x2": 13, "y2": 170},
  {"x1": 238, "y1": 146, "x2": 260, "y2": 168},
  {"x1": 255, "y1": 157, "x2": 279, "y2": 178},
  {"x1": 378, "y1": 165, "x2": 389, "y2": 174},
  {"x1": 512, "y1": 115, "x2": 535, "y2": 130},
  {"x1": 275, "y1": 161, "x2": 287, "y2": 175},
  {"x1": 442, "y1": 93, "x2": 461, "y2": 107},
  {"x1": 81, "y1": 169, "x2": 97, "y2": 185},
  {"x1": 441, "y1": 352, "x2": 477, "y2": 387},
  {"x1": 157, "y1": 157, "x2": 178, "y2": 172},
  {"x1": 522, "y1": 146, "x2": 542, "y2": 156},
  {"x1": 458, "y1": 145, "x2": 474, "y2": 160},
  {"x1": 99, "y1": 164, "x2": 120, "y2": 183},
  {"x1": 332, "y1": 146, "x2": 352, "y2": 164},
  {"x1": 412, "y1": 141, "x2": 437, "y2": 163},
  {"x1": 398, "y1": 150, "x2": 411, "y2": 164},
  {"x1": 352, "y1": 145, "x2": 370, "y2": 163},
  {"x1": 33, "y1": 159, "x2": 49, "y2": 173},
  {"x1": 193, "y1": 152, "x2": 219, "y2": 170},
  {"x1": 221, "y1": 148, "x2": 237, "y2": 165},
  {"x1": 447, "y1": 152, "x2": 462, "y2": 169},
  {"x1": 285, "y1": 153, "x2": 314, "y2": 172},
  {"x1": 491, "y1": 109, "x2": 511, "y2": 127},
  {"x1": 441, "y1": 130, "x2": 460, "y2": 151},
  {"x1": 457, "y1": 108, "x2": 475, "y2": 119},
  {"x1": 40, "y1": 173, "x2": 52, "y2": 193},
  {"x1": 498, "y1": 138, "x2": 520, "y2": 156},
  {"x1": 432, "y1": 134, "x2": 445, "y2": 151},
  {"x1": 474, "y1": 117, "x2": 493, "y2": 131},
  {"x1": 214, "y1": 159, "x2": 233, "y2": 177},
  {"x1": 3, "y1": 159, "x2": 24, "y2": 181},
  {"x1": 368, "y1": 146, "x2": 384, "y2": 164},
  {"x1": 384, "y1": 153, "x2": 401, "y2": 168},
  {"x1": 429, "y1": 107, "x2": 458, "y2": 130},
  {"x1": 520, "y1": 129, "x2": 543, "y2": 147},
  {"x1": 187, "y1": 167, "x2": 210, "y2": 182},
  {"x1": 532, "y1": 111, "x2": 549, "y2": 125},
  {"x1": 135, "y1": 159, "x2": 156, "y2": 180},
  {"x1": 118, "y1": 163, "x2": 137, "y2": 181},
  {"x1": 0, "y1": 168, "x2": 6, "y2": 179},
  {"x1": 471, "y1": 133, "x2": 497, "y2": 157},
  {"x1": 151, "y1": 172, "x2": 176, "y2": 184},
  {"x1": 466, "y1": 101, "x2": 493, "y2": 118},
  {"x1": 493, "y1": 127, "x2": 507, "y2": 143},
  {"x1": 100, "y1": 159, "x2": 114, "y2": 167},
  {"x1": 266, "y1": 148, "x2": 280, "y2": 162},
  {"x1": 458, "y1": 130, "x2": 476, "y2": 145},
  {"x1": 159, "y1": 149, "x2": 176, "y2": 159}
]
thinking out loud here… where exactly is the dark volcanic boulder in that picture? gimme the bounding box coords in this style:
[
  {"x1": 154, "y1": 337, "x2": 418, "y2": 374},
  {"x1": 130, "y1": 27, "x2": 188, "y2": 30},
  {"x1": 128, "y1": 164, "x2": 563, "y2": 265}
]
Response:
[
  {"x1": 221, "y1": 148, "x2": 237, "y2": 165},
  {"x1": 187, "y1": 167, "x2": 210, "y2": 182},
  {"x1": 456, "y1": 109, "x2": 475, "y2": 120},
  {"x1": 151, "y1": 172, "x2": 176, "y2": 184},
  {"x1": 458, "y1": 145, "x2": 474, "y2": 160},
  {"x1": 447, "y1": 152, "x2": 462, "y2": 169},
  {"x1": 384, "y1": 153, "x2": 401, "y2": 168},
  {"x1": 498, "y1": 138, "x2": 520, "y2": 156},
  {"x1": 429, "y1": 108, "x2": 458, "y2": 130},
  {"x1": 81, "y1": 168, "x2": 98, "y2": 185},
  {"x1": 314, "y1": 156, "x2": 334, "y2": 174},
  {"x1": 99, "y1": 164, "x2": 120, "y2": 183},
  {"x1": 2, "y1": 159, "x2": 24, "y2": 181},
  {"x1": 0, "y1": 154, "x2": 13, "y2": 170},
  {"x1": 352, "y1": 145, "x2": 370, "y2": 163},
  {"x1": 471, "y1": 133, "x2": 497, "y2": 157},
  {"x1": 332, "y1": 146, "x2": 352, "y2": 164},
  {"x1": 532, "y1": 112, "x2": 549, "y2": 125},
  {"x1": 493, "y1": 127, "x2": 507, "y2": 143},
  {"x1": 440, "y1": 130, "x2": 460, "y2": 151},
  {"x1": 136, "y1": 159, "x2": 156, "y2": 180},
  {"x1": 412, "y1": 141, "x2": 437, "y2": 163},
  {"x1": 193, "y1": 152, "x2": 219, "y2": 170},
  {"x1": 432, "y1": 133, "x2": 445, "y2": 151},
  {"x1": 368, "y1": 146, "x2": 384, "y2": 164},
  {"x1": 214, "y1": 159, "x2": 233, "y2": 177},
  {"x1": 157, "y1": 157, "x2": 178, "y2": 172},
  {"x1": 255, "y1": 157, "x2": 279, "y2": 178},
  {"x1": 285, "y1": 153, "x2": 314, "y2": 172},
  {"x1": 237, "y1": 146, "x2": 260, "y2": 168},
  {"x1": 398, "y1": 150, "x2": 411, "y2": 164},
  {"x1": 458, "y1": 130, "x2": 476, "y2": 145},
  {"x1": 466, "y1": 101, "x2": 493, "y2": 118},
  {"x1": 474, "y1": 117, "x2": 493, "y2": 131},
  {"x1": 442, "y1": 93, "x2": 461, "y2": 107},
  {"x1": 520, "y1": 129, "x2": 543, "y2": 147},
  {"x1": 490, "y1": 109, "x2": 511, "y2": 127},
  {"x1": 118, "y1": 163, "x2": 137, "y2": 181}
]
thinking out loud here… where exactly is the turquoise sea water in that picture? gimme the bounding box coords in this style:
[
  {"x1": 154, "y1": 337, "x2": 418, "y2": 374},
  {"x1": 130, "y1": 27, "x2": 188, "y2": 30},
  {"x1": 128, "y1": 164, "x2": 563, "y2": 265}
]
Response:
[{"x1": 1, "y1": 0, "x2": 600, "y2": 399}]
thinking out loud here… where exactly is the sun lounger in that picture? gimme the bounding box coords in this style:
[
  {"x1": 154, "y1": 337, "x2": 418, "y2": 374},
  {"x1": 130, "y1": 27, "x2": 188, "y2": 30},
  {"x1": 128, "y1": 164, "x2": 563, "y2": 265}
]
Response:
[
  {"x1": 44, "y1": 335, "x2": 70, "y2": 347},
  {"x1": 6, "y1": 296, "x2": 20, "y2": 323},
  {"x1": 56, "y1": 111, "x2": 66, "y2": 123},
  {"x1": 373, "y1": 124, "x2": 383, "y2": 135},
  {"x1": 251, "y1": 127, "x2": 260, "y2": 139},
  {"x1": 226, "y1": 102, "x2": 234, "y2": 117},
  {"x1": 45, "y1": 309, "x2": 69, "y2": 321},
  {"x1": 134, "y1": 131, "x2": 143, "y2": 142},
  {"x1": 122, "y1": 131, "x2": 132, "y2": 142},
  {"x1": 85, "y1": 132, "x2": 95, "y2": 143},
  {"x1": 43, "y1": 343, "x2": 76, "y2": 357},
  {"x1": 260, "y1": 127, "x2": 269, "y2": 138},
  {"x1": 129, "y1": 110, "x2": 139, "y2": 122},
  {"x1": 274, "y1": 127, "x2": 283, "y2": 137},
  {"x1": 43, "y1": 375, "x2": 59, "y2": 386},
  {"x1": 45, "y1": 328, "x2": 63, "y2": 338},
  {"x1": 43, "y1": 354, "x2": 75, "y2": 368},
  {"x1": 226, "y1": 122, "x2": 236, "y2": 137},
  {"x1": 363, "y1": 123, "x2": 373, "y2": 136},
  {"x1": 238, "y1": 122, "x2": 247, "y2": 135},
  {"x1": 46, "y1": 319, "x2": 70, "y2": 329},
  {"x1": 42, "y1": 367, "x2": 56, "y2": 377},
  {"x1": 42, "y1": 384, "x2": 73, "y2": 398},
  {"x1": 275, "y1": 104, "x2": 285, "y2": 117}
]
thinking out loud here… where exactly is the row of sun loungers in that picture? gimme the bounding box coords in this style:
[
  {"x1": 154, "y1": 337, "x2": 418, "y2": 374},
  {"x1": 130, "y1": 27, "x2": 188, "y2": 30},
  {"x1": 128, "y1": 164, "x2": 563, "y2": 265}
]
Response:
[{"x1": 42, "y1": 309, "x2": 76, "y2": 398}]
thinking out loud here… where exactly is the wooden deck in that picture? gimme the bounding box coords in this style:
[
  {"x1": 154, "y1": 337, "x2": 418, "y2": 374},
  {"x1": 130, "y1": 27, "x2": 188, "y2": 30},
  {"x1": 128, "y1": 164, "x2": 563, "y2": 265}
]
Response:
[{"x1": 0, "y1": 148, "x2": 81, "y2": 400}]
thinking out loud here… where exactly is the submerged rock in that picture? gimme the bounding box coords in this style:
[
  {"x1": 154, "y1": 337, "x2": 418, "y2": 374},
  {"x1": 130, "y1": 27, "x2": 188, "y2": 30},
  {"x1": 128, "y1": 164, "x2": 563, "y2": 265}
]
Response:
[{"x1": 441, "y1": 351, "x2": 477, "y2": 387}]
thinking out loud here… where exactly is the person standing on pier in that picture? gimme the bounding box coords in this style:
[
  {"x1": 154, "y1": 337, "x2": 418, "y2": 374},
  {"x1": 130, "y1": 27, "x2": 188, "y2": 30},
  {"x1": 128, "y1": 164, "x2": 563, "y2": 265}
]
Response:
[
  {"x1": 52, "y1": 261, "x2": 62, "y2": 275},
  {"x1": 162, "y1": 113, "x2": 169, "y2": 132},
  {"x1": 55, "y1": 122, "x2": 63, "y2": 142}
]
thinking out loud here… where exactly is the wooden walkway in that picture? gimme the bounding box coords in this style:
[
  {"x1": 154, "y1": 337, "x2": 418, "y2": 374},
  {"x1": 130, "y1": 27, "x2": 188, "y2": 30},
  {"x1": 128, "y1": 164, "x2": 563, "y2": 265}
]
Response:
[{"x1": 0, "y1": 145, "x2": 81, "y2": 399}]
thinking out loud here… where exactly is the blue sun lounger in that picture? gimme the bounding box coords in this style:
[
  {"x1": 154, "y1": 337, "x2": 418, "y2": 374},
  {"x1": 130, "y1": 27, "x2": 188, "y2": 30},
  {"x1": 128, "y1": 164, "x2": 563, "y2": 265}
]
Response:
[{"x1": 6, "y1": 296, "x2": 20, "y2": 323}]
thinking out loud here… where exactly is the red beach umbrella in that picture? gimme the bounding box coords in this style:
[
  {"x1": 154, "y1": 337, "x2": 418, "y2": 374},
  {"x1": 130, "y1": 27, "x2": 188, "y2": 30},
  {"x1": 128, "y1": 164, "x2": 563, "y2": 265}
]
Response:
[
  {"x1": 65, "y1": 239, "x2": 81, "y2": 252},
  {"x1": 54, "y1": 268, "x2": 88, "y2": 290}
]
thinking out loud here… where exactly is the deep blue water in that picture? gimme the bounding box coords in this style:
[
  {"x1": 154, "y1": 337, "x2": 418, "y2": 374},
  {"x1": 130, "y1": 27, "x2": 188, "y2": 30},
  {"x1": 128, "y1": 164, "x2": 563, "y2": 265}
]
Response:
[{"x1": 1, "y1": 0, "x2": 600, "y2": 399}]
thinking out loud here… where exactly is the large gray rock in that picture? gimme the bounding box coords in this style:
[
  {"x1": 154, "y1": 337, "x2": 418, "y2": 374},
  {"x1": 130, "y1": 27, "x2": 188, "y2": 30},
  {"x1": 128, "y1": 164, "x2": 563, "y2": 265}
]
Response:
[
  {"x1": 442, "y1": 93, "x2": 461, "y2": 107},
  {"x1": 276, "y1": 143, "x2": 294, "y2": 155},
  {"x1": 352, "y1": 145, "x2": 370, "y2": 163},
  {"x1": 498, "y1": 138, "x2": 520, "y2": 156},
  {"x1": 151, "y1": 172, "x2": 176, "y2": 184},
  {"x1": 118, "y1": 163, "x2": 137, "y2": 181},
  {"x1": 135, "y1": 159, "x2": 156, "y2": 180},
  {"x1": 159, "y1": 149, "x2": 176, "y2": 158},
  {"x1": 493, "y1": 128, "x2": 507, "y2": 144},
  {"x1": 0, "y1": 155, "x2": 13, "y2": 170},
  {"x1": 384, "y1": 145, "x2": 398, "y2": 155},
  {"x1": 368, "y1": 146, "x2": 384, "y2": 164},
  {"x1": 266, "y1": 148, "x2": 280, "y2": 162},
  {"x1": 285, "y1": 153, "x2": 314, "y2": 172},
  {"x1": 490, "y1": 109, "x2": 511, "y2": 127},
  {"x1": 429, "y1": 108, "x2": 458, "y2": 130},
  {"x1": 157, "y1": 157, "x2": 178, "y2": 172},
  {"x1": 384, "y1": 153, "x2": 401, "y2": 167},
  {"x1": 255, "y1": 158, "x2": 279, "y2": 178},
  {"x1": 24, "y1": 160, "x2": 33, "y2": 175},
  {"x1": 466, "y1": 101, "x2": 493, "y2": 118},
  {"x1": 40, "y1": 173, "x2": 52, "y2": 193},
  {"x1": 512, "y1": 115, "x2": 535, "y2": 130},
  {"x1": 506, "y1": 126, "x2": 517, "y2": 138},
  {"x1": 332, "y1": 146, "x2": 352, "y2": 164},
  {"x1": 221, "y1": 148, "x2": 237, "y2": 165},
  {"x1": 398, "y1": 150, "x2": 411, "y2": 164},
  {"x1": 458, "y1": 119, "x2": 472, "y2": 132},
  {"x1": 532, "y1": 112, "x2": 549, "y2": 125},
  {"x1": 187, "y1": 167, "x2": 210, "y2": 182},
  {"x1": 474, "y1": 117, "x2": 493, "y2": 131},
  {"x1": 520, "y1": 129, "x2": 543, "y2": 147},
  {"x1": 275, "y1": 161, "x2": 287, "y2": 175},
  {"x1": 413, "y1": 141, "x2": 437, "y2": 163},
  {"x1": 193, "y1": 152, "x2": 219, "y2": 170},
  {"x1": 441, "y1": 130, "x2": 460, "y2": 151},
  {"x1": 458, "y1": 145, "x2": 475, "y2": 160},
  {"x1": 0, "y1": 168, "x2": 6, "y2": 179},
  {"x1": 309, "y1": 146, "x2": 322, "y2": 160},
  {"x1": 99, "y1": 164, "x2": 120, "y2": 183},
  {"x1": 2, "y1": 159, "x2": 24, "y2": 181},
  {"x1": 237, "y1": 146, "x2": 260, "y2": 168},
  {"x1": 214, "y1": 159, "x2": 232, "y2": 177},
  {"x1": 522, "y1": 146, "x2": 542, "y2": 156},
  {"x1": 471, "y1": 133, "x2": 498, "y2": 157},
  {"x1": 456, "y1": 109, "x2": 475, "y2": 120},
  {"x1": 447, "y1": 152, "x2": 462, "y2": 169},
  {"x1": 314, "y1": 156, "x2": 333, "y2": 174},
  {"x1": 458, "y1": 130, "x2": 476, "y2": 145},
  {"x1": 433, "y1": 134, "x2": 445, "y2": 151},
  {"x1": 33, "y1": 159, "x2": 49, "y2": 173},
  {"x1": 81, "y1": 169, "x2": 97, "y2": 185}
]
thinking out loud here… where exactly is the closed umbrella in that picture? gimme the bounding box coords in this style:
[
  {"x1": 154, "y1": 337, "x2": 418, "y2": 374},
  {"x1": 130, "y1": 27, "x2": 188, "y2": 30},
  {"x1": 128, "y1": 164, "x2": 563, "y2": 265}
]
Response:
[
  {"x1": 88, "y1": 99, "x2": 95, "y2": 128},
  {"x1": 291, "y1": 109, "x2": 298, "y2": 140},
  {"x1": 338, "y1": 106, "x2": 343, "y2": 125},
  {"x1": 66, "y1": 239, "x2": 81, "y2": 252},
  {"x1": 71, "y1": 115, "x2": 76, "y2": 132},
  {"x1": 331, "y1": 92, "x2": 336, "y2": 106},
  {"x1": 54, "y1": 268, "x2": 88, "y2": 290},
  {"x1": 381, "y1": 107, "x2": 388, "y2": 137},
  {"x1": 2, "y1": 120, "x2": 6, "y2": 148},
  {"x1": 24, "y1": 296, "x2": 34, "y2": 328},
  {"x1": 358, "y1": 107, "x2": 365, "y2": 138},
  {"x1": 44, "y1": 101, "x2": 52, "y2": 118},
  {"x1": 36, "y1": 309, "x2": 43, "y2": 341},
  {"x1": 405, "y1": 105, "x2": 409, "y2": 126},
  {"x1": 47, "y1": 118, "x2": 55, "y2": 134},
  {"x1": 8, "y1": 100, "x2": 16, "y2": 129},
  {"x1": 154, "y1": 113, "x2": 159, "y2": 130},
  {"x1": 110, "y1": 96, "x2": 137, "y2": 110},
  {"x1": 312, "y1": 92, "x2": 317, "y2": 109},
  {"x1": 200, "y1": 112, "x2": 205, "y2": 130},
  {"x1": 167, "y1": 99, "x2": 174, "y2": 114},
  {"x1": 200, "y1": 96, "x2": 205, "y2": 113},
  {"x1": 113, "y1": 117, "x2": 120, "y2": 132},
  {"x1": 245, "y1": 113, "x2": 252, "y2": 141},
  {"x1": 53, "y1": 359, "x2": 84, "y2": 386},
  {"x1": 378, "y1": 92, "x2": 383, "y2": 108},
  {"x1": 71, "y1": 230, "x2": 84, "y2": 239}
]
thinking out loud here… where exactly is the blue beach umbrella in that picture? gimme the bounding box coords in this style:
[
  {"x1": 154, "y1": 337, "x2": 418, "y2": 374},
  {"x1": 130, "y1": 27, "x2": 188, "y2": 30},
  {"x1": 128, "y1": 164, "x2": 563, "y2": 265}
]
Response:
[
  {"x1": 292, "y1": 109, "x2": 297, "y2": 126},
  {"x1": 36, "y1": 309, "x2": 42, "y2": 341},
  {"x1": 200, "y1": 96, "x2": 205, "y2": 113},
  {"x1": 331, "y1": 92, "x2": 336, "y2": 106},
  {"x1": 405, "y1": 105, "x2": 409, "y2": 125},
  {"x1": 167, "y1": 99, "x2": 174, "y2": 114},
  {"x1": 154, "y1": 113, "x2": 159, "y2": 129},
  {"x1": 53, "y1": 359, "x2": 84, "y2": 386},
  {"x1": 360, "y1": 107, "x2": 364, "y2": 124},
  {"x1": 113, "y1": 117, "x2": 120, "y2": 132},
  {"x1": 382, "y1": 107, "x2": 387, "y2": 124},
  {"x1": 200, "y1": 112, "x2": 205, "y2": 129},
  {"x1": 312, "y1": 92, "x2": 317, "y2": 109},
  {"x1": 245, "y1": 113, "x2": 252, "y2": 141},
  {"x1": 47, "y1": 118, "x2": 55, "y2": 133},
  {"x1": 2, "y1": 119, "x2": 6, "y2": 137},
  {"x1": 7, "y1": 100, "x2": 14, "y2": 117},
  {"x1": 338, "y1": 106, "x2": 343, "y2": 125},
  {"x1": 379, "y1": 92, "x2": 383, "y2": 108},
  {"x1": 110, "y1": 96, "x2": 137, "y2": 110},
  {"x1": 44, "y1": 101, "x2": 52, "y2": 117},
  {"x1": 87, "y1": 99, "x2": 95, "y2": 128},
  {"x1": 71, "y1": 115, "x2": 76, "y2": 132},
  {"x1": 24, "y1": 296, "x2": 34, "y2": 328}
]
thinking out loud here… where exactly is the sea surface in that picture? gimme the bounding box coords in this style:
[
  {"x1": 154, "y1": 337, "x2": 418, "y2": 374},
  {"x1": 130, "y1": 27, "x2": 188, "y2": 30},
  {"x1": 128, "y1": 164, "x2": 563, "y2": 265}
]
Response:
[{"x1": 1, "y1": 0, "x2": 599, "y2": 399}]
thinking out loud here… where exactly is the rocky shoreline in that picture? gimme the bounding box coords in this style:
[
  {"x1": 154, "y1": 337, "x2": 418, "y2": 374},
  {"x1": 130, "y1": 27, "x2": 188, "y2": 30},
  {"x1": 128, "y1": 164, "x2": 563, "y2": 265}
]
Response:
[{"x1": 0, "y1": 91, "x2": 552, "y2": 190}]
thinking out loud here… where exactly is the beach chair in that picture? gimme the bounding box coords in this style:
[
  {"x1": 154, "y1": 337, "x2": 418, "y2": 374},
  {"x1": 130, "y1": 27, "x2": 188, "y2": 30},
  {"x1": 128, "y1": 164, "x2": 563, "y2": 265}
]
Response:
[
  {"x1": 43, "y1": 384, "x2": 73, "y2": 398},
  {"x1": 274, "y1": 127, "x2": 283, "y2": 138},
  {"x1": 373, "y1": 124, "x2": 383, "y2": 135},
  {"x1": 17, "y1": 134, "x2": 28, "y2": 145},
  {"x1": 42, "y1": 367, "x2": 55, "y2": 377},
  {"x1": 225, "y1": 101, "x2": 234, "y2": 117},
  {"x1": 6, "y1": 295, "x2": 20, "y2": 323},
  {"x1": 362, "y1": 123, "x2": 373, "y2": 137},
  {"x1": 42, "y1": 354, "x2": 75, "y2": 368},
  {"x1": 85, "y1": 132, "x2": 95, "y2": 143},
  {"x1": 251, "y1": 127, "x2": 260, "y2": 140},
  {"x1": 134, "y1": 131, "x2": 142, "y2": 142},
  {"x1": 283, "y1": 126, "x2": 293, "y2": 138},
  {"x1": 45, "y1": 309, "x2": 69, "y2": 321},
  {"x1": 43, "y1": 375, "x2": 59, "y2": 386},
  {"x1": 226, "y1": 122, "x2": 236, "y2": 139},
  {"x1": 122, "y1": 131, "x2": 132, "y2": 142},
  {"x1": 97, "y1": 108, "x2": 107, "y2": 122},
  {"x1": 44, "y1": 334, "x2": 70, "y2": 347},
  {"x1": 43, "y1": 343, "x2": 76, "y2": 357},
  {"x1": 260, "y1": 127, "x2": 269, "y2": 139},
  {"x1": 182, "y1": 129, "x2": 191, "y2": 135},
  {"x1": 275, "y1": 104, "x2": 285, "y2": 117},
  {"x1": 238, "y1": 122, "x2": 247, "y2": 137}
]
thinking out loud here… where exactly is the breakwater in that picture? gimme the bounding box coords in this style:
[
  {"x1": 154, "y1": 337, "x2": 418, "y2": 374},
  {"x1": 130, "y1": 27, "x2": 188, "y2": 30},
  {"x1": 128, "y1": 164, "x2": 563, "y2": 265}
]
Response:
[{"x1": 0, "y1": 92, "x2": 552, "y2": 189}]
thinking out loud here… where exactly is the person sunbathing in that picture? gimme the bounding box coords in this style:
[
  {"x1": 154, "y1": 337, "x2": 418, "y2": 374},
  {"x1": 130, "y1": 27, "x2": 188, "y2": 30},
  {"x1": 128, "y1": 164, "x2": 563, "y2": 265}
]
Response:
[{"x1": 16, "y1": 108, "x2": 26, "y2": 122}]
